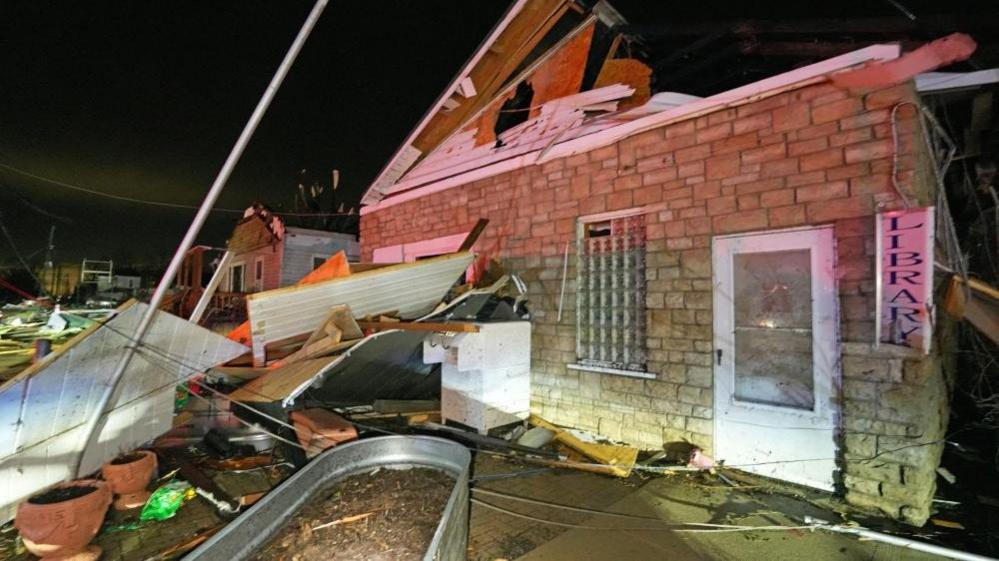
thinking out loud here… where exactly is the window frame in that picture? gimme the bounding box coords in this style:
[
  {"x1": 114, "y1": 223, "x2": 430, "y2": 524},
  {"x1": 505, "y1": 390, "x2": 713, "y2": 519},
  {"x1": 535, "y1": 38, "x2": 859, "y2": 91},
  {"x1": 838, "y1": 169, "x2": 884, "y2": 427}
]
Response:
[
  {"x1": 571, "y1": 209, "x2": 652, "y2": 379},
  {"x1": 229, "y1": 262, "x2": 245, "y2": 292}
]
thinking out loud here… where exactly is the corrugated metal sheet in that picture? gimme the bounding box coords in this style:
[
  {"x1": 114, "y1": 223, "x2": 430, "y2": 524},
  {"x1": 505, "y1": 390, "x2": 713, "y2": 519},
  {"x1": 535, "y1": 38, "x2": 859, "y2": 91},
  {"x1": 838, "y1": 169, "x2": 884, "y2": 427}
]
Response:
[
  {"x1": 246, "y1": 252, "x2": 473, "y2": 365},
  {"x1": 228, "y1": 330, "x2": 440, "y2": 408},
  {"x1": 0, "y1": 301, "x2": 247, "y2": 522}
]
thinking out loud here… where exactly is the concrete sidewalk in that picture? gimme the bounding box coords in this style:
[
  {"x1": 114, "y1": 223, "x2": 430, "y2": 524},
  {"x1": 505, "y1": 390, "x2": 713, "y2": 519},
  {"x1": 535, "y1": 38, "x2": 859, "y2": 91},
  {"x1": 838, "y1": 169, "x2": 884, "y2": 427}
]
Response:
[
  {"x1": 519, "y1": 476, "x2": 940, "y2": 561},
  {"x1": 470, "y1": 454, "x2": 947, "y2": 561}
]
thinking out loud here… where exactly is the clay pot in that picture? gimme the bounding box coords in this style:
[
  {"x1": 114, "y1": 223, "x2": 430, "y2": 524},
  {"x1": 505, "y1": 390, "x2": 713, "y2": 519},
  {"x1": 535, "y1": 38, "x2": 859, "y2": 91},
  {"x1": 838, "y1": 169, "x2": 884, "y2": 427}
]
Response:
[
  {"x1": 15, "y1": 479, "x2": 112, "y2": 561},
  {"x1": 102, "y1": 450, "x2": 157, "y2": 510}
]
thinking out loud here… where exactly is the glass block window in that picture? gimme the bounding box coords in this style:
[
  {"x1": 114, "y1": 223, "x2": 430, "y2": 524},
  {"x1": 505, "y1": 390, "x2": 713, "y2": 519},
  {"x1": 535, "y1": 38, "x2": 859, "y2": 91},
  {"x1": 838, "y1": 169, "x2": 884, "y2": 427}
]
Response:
[{"x1": 576, "y1": 214, "x2": 647, "y2": 372}]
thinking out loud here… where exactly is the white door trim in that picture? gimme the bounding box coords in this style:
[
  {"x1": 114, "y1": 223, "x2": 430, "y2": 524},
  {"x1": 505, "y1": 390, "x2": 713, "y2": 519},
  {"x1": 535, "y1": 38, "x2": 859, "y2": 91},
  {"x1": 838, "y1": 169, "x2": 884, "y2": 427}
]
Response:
[{"x1": 712, "y1": 225, "x2": 841, "y2": 490}]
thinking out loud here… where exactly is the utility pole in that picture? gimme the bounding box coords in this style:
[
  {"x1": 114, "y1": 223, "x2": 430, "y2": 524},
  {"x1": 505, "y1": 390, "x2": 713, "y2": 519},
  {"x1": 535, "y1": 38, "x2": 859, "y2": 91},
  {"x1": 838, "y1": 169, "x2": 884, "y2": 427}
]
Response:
[
  {"x1": 73, "y1": 0, "x2": 329, "y2": 477},
  {"x1": 44, "y1": 225, "x2": 55, "y2": 296}
]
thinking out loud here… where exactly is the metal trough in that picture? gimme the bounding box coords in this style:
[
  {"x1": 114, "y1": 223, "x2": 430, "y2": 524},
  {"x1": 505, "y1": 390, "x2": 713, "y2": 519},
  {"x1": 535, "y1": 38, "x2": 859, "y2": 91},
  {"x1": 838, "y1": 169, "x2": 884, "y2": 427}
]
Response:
[{"x1": 186, "y1": 436, "x2": 471, "y2": 561}]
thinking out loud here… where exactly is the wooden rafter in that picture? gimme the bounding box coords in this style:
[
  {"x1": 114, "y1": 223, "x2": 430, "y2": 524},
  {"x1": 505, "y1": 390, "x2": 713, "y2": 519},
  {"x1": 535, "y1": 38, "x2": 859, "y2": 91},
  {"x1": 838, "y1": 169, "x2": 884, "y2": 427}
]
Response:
[{"x1": 412, "y1": 0, "x2": 570, "y2": 155}]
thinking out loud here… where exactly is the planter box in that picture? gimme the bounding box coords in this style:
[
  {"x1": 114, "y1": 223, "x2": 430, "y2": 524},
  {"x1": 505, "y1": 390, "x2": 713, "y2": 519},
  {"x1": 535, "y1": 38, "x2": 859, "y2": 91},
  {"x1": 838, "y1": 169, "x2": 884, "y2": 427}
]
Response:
[{"x1": 185, "y1": 436, "x2": 471, "y2": 561}]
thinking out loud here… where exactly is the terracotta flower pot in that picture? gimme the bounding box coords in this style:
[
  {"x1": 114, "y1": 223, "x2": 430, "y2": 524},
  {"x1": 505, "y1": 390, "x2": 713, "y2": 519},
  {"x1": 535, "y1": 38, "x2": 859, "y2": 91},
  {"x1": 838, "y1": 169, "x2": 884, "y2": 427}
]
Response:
[
  {"x1": 102, "y1": 450, "x2": 157, "y2": 510},
  {"x1": 15, "y1": 479, "x2": 111, "y2": 561}
]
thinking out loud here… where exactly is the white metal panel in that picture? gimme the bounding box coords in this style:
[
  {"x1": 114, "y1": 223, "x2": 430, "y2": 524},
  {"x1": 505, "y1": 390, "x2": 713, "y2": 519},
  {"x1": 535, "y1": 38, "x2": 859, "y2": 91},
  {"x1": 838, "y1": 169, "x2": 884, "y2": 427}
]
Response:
[
  {"x1": 712, "y1": 227, "x2": 840, "y2": 491},
  {"x1": 0, "y1": 302, "x2": 247, "y2": 522},
  {"x1": 246, "y1": 252, "x2": 473, "y2": 365}
]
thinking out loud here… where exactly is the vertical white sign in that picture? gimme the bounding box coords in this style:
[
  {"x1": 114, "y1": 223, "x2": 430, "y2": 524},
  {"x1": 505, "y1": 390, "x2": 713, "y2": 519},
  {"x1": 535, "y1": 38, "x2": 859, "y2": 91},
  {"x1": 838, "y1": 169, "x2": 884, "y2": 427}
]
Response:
[{"x1": 876, "y1": 207, "x2": 935, "y2": 353}]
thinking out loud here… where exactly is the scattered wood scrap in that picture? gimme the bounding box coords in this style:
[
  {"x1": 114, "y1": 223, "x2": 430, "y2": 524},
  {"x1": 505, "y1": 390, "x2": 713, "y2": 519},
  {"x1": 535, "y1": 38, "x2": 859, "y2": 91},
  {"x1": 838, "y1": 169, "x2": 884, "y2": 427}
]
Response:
[
  {"x1": 529, "y1": 414, "x2": 638, "y2": 477},
  {"x1": 279, "y1": 304, "x2": 363, "y2": 365}
]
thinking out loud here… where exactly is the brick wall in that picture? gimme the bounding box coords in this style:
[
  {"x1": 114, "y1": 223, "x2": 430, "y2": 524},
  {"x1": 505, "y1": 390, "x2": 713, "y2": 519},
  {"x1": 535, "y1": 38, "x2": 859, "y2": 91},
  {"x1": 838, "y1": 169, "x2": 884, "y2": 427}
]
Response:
[{"x1": 361, "y1": 81, "x2": 946, "y2": 524}]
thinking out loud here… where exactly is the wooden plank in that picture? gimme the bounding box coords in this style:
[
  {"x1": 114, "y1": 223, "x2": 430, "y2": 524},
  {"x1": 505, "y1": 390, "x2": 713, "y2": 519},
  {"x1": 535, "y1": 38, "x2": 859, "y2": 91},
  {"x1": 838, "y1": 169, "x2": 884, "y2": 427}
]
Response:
[
  {"x1": 357, "y1": 321, "x2": 480, "y2": 333},
  {"x1": 411, "y1": 0, "x2": 569, "y2": 155},
  {"x1": 228, "y1": 358, "x2": 338, "y2": 403},
  {"x1": 529, "y1": 414, "x2": 638, "y2": 477},
  {"x1": 459, "y1": 219, "x2": 490, "y2": 252},
  {"x1": 280, "y1": 338, "x2": 356, "y2": 365},
  {"x1": 189, "y1": 250, "x2": 232, "y2": 324},
  {"x1": 946, "y1": 275, "x2": 999, "y2": 344},
  {"x1": 373, "y1": 399, "x2": 441, "y2": 413}
]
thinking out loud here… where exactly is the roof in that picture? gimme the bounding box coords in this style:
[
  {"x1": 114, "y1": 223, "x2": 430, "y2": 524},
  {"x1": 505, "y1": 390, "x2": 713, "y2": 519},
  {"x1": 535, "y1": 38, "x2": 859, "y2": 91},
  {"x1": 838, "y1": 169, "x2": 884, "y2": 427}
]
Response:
[
  {"x1": 361, "y1": 43, "x2": 900, "y2": 215},
  {"x1": 360, "y1": 0, "x2": 999, "y2": 208}
]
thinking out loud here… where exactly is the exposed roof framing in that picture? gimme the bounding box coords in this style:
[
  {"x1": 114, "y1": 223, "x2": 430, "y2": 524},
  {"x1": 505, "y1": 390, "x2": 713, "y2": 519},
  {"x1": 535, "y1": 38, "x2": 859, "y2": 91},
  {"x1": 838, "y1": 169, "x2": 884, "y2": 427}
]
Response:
[
  {"x1": 364, "y1": 0, "x2": 575, "y2": 205},
  {"x1": 362, "y1": 0, "x2": 999, "y2": 206}
]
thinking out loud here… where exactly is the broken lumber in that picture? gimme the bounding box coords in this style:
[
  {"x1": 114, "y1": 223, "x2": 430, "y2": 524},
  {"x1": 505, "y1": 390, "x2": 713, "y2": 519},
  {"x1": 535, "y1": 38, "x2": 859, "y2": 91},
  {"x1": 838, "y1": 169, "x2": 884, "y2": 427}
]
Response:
[
  {"x1": 277, "y1": 304, "x2": 363, "y2": 365},
  {"x1": 529, "y1": 414, "x2": 638, "y2": 477},
  {"x1": 944, "y1": 275, "x2": 999, "y2": 344},
  {"x1": 357, "y1": 321, "x2": 480, "y2": 333},
  {"x1": 458, "y1": 218, "x2": 489, "y2": 251}
]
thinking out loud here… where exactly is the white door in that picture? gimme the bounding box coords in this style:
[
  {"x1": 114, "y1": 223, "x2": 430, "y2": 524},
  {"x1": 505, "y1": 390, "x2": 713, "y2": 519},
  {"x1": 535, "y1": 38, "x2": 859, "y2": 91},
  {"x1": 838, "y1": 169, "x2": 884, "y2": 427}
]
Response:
[{"x1": 712, "y1": 226, "x2": 840, "y2": 490}]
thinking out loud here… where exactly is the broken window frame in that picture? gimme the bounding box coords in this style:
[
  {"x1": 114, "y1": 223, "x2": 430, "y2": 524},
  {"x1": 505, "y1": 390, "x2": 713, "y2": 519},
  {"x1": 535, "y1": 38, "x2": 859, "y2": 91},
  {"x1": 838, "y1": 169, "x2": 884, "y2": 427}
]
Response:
[{"x1": 575, "y1": 212, "x2": 648, "y2": 374}]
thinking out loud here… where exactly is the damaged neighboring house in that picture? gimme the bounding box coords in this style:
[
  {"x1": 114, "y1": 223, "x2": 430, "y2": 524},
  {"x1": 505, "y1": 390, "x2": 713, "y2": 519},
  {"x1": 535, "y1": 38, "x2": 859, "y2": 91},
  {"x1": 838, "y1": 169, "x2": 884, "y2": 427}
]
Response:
[
  {"x1": 359, "y1": 0, "x2": 999, "y2": 524},
  {"x1": 223, "y1": 205, "x2": 360, "y2": 294},
  {"x1": 171, "y1": 205, "x2": 360, "y2": 324}
]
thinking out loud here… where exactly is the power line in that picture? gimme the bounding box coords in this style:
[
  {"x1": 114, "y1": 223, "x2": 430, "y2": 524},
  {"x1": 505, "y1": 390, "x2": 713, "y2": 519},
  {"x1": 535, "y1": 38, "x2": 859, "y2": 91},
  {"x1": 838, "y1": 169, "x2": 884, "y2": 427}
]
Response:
[
  {"x1": 0, "y1": 210, "x2": 46, "y2": 296},
  {"x1": 0, "y1": 162, "x2": 358, "y2": 217}
]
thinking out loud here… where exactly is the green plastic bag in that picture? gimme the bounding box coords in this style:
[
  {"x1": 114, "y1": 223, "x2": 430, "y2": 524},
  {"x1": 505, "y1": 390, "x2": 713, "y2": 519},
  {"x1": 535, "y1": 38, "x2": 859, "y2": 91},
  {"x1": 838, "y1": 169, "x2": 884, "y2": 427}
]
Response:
[{"x1": 139, "y1": 480, "x2": 193, "y2": 521}]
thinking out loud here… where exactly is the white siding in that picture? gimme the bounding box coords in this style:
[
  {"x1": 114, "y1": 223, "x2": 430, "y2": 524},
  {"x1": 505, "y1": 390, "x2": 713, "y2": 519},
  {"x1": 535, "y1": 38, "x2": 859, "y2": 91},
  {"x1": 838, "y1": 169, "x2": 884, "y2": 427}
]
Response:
[{"x1": 280, "y1": 228, "x2": 359, "y2": 286}]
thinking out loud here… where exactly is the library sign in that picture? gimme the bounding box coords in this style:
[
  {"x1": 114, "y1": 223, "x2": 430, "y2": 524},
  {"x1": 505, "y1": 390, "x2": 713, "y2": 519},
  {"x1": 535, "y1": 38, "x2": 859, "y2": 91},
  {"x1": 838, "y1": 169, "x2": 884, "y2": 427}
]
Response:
[{"x1": 876, "y1": 207, "x2": 935, "y2": 354}]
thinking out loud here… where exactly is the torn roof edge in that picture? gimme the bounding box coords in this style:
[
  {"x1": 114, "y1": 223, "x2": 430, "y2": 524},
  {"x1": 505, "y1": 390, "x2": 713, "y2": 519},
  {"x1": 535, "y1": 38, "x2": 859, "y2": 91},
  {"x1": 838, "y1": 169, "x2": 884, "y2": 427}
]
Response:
[
  {"x1": 360, "y1": 43, "x2": 901, "y2": 216},
  {"x1": 362, "y1": 0, "x2": 532, "y2": 206}
]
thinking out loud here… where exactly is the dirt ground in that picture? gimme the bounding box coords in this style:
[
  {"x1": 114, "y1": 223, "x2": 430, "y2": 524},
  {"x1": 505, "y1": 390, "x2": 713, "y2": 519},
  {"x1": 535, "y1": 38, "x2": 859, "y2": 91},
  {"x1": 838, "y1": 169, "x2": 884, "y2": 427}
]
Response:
[{"x1": 252, "y1": 467, "x2": 454, "y2": 561}]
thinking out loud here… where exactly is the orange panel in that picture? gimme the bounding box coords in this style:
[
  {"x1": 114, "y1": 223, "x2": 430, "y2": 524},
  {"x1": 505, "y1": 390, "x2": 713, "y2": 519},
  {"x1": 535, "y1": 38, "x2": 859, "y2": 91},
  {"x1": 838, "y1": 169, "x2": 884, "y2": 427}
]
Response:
[
  {"x1": 527, "y1": 22, "x2": 595, "y2": 118},
  {"x1": 226, "y1": 251, "x2": 351, "y2": 345},
  {"x1": 593, "y1": 58, "x2": 652, "y2": 110}
]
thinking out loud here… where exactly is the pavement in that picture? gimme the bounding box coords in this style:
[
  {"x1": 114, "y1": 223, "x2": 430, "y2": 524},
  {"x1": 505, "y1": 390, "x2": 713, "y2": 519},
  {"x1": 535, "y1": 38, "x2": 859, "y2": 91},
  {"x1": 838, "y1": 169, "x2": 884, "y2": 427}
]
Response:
[{"x1": 470, "y1": 453, "x2": 948, "y2": 561}]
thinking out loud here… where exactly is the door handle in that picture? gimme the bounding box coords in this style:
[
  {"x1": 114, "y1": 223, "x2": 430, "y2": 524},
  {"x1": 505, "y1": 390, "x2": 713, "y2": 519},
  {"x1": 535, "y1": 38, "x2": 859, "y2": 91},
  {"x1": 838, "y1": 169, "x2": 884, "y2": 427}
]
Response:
[{"x1": 716, "y1": 349, "x2": 723, "y2": 365}]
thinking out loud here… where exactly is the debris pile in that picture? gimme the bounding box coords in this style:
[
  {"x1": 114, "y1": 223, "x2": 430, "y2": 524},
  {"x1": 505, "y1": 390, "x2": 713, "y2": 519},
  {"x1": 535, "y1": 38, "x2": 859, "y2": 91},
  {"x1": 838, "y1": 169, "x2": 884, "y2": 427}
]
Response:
[{"x1": 0, "y1": 302, "x2": 112, "y2": 381}]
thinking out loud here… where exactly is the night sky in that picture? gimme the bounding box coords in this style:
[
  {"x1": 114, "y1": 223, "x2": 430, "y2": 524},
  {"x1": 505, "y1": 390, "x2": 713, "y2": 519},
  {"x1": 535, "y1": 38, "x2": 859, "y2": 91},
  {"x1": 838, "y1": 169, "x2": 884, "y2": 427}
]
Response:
[{"x1": 0, "y1": 1, "x2": 508, "y2": 267}]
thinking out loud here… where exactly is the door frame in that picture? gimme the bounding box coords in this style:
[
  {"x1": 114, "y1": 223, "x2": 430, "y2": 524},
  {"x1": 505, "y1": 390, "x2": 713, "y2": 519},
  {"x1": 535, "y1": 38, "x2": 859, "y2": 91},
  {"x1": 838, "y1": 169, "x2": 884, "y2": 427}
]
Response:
[{"x1": 712, "y1": 225, "x2": 841, "y2": 490}]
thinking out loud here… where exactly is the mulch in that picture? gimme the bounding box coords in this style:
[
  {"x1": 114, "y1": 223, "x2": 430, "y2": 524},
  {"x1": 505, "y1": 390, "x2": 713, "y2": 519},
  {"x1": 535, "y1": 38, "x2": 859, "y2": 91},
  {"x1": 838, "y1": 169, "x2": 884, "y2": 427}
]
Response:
[{"x1": 252, "y1": 467, "x2": 454, "y2": 561}]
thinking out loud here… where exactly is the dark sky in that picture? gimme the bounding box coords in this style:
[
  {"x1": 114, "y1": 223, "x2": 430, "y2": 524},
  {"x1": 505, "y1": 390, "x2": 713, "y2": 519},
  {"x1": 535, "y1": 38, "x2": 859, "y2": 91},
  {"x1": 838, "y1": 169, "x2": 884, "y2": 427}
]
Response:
[{"x1": 0, "y1": 1, "x2": 508, "y2": 267}]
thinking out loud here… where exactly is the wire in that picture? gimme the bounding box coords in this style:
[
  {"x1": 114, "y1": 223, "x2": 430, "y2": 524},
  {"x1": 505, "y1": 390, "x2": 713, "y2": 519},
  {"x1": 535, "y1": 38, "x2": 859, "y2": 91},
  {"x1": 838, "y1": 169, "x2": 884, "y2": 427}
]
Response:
[
  {"x1": 0, "y1": 162, "x2": 358, "y2": 217},
  {"x1": 0, "y1": 211, "x2": 46, "y2": 296},
  {"x1": 471, "y1": 487, "x2": 663, "y2": 521},
  {"x1": 470, "y1": 497, "x2": 814, "y2": 533}
]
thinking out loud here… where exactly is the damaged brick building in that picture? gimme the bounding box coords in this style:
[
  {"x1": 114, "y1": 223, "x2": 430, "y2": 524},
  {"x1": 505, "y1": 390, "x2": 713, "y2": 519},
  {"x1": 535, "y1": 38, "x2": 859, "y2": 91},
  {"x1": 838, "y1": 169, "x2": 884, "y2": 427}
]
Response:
[{"x1": 358, "y1": 0, "x2": 998, "y2": 525}]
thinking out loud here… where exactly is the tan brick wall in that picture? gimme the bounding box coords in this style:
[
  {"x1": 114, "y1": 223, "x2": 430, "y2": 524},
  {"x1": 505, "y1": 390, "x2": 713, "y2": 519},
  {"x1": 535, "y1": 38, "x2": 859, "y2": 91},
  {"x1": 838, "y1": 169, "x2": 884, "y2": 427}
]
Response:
[{"x1": 361, "y1": 81, "x2": 945, "y2": 524}]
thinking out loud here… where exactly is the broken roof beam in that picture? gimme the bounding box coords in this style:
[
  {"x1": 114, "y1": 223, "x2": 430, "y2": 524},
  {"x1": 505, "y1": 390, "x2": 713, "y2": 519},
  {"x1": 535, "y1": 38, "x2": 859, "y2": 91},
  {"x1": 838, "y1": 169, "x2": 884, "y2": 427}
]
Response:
[
  {"x1": 363, "y1": 0, "x2": 571, "y2": 204},
  {"x1": 412, "y1": 0, "x2": 569, "y2": 155}
]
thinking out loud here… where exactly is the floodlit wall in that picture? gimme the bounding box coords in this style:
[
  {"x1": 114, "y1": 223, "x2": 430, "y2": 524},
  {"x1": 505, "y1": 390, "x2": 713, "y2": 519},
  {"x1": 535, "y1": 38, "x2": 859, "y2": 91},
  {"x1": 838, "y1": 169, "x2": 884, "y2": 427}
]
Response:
[{"x1": 361, "y1": 81, "x2": 948, "y2": 524}]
